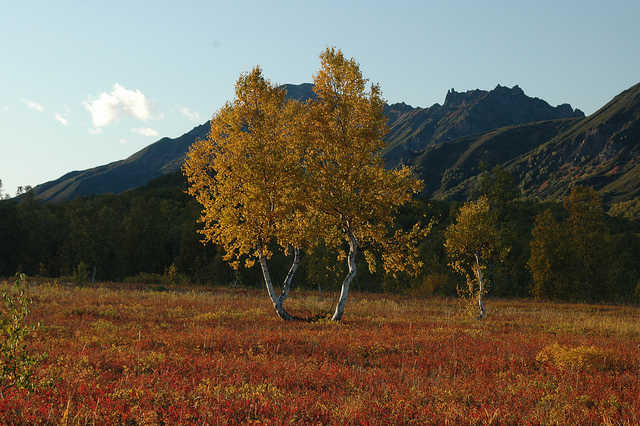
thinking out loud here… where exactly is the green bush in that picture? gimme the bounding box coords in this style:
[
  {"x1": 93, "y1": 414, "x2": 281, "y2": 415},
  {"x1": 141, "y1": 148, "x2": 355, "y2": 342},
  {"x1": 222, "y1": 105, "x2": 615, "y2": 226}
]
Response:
[
  {"x1": 162, "y1": 263, "x2": 189, "y2": 286},
  {"x1": 0, "y1": 274, "x2": 45, "y2": 397}
]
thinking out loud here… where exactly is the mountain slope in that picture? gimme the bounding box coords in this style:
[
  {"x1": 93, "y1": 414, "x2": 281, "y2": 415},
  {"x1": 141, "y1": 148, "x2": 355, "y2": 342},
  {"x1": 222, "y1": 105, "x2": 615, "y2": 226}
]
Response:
[
  {"x1": 418, "y1": 82, "x2": 640, "y2": 203},
  {"x1": 383, "y1": 85, "x2": 583, "y2": 167},
  {"x1": 507, "y1": 82, "x2": 640, "y2": 203},
  {"x1": 31, "y1": 83, "x2": 584, "y2": 203},
  {"x1": 33, "y1": 124, "x2": 209, "y2": 203},
  {"x1": 411, "y1": 118, "x2": 581, "y2": 199}
]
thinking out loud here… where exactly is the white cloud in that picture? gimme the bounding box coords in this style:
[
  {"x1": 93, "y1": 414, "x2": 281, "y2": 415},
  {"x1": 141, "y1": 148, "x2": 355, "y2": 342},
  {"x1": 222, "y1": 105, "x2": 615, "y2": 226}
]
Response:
[
  {"x1": 131, "y1": 127, "x2": 159, "y2": 137},
  {"x1": 88, "y1": 127, "x2": 103, "y2": 135},
  {"x1": 55, "y1": 113, "x2": 69, "y2": 126},
  {"x1": 179, "y1": 106, "x2": 201, "y2": 122},
  {"x1": 83, "y1": 83, "x2": 152, "y2": 127},
  {"x1": 21, "y1": 99, "x2": 44, "y2": 112},
  {"x1": 1, "y1": 106, "x2": 8, "y2": 112},
  {"x1": 119, "y1": 138, "x2": 128, "y2": 144}
]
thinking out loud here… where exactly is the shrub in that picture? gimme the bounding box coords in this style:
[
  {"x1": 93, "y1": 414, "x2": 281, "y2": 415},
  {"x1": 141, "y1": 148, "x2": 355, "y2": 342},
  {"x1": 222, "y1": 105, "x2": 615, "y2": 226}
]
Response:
[
  {"x1": 536, "y1": 343, "x2": 627, "y2": 371},
  {"x1": 410, "y1": 273, "x2": 449, "y2": 297},
  {"x1": 0, "y1": 274, "x2": 45, "y2": 397},
  {"x1": 162, "y1": 263, "x2": 189, "y2": 286},
  {"x1": 71, "y1": 262, "x2": 89, "y2": 284}
]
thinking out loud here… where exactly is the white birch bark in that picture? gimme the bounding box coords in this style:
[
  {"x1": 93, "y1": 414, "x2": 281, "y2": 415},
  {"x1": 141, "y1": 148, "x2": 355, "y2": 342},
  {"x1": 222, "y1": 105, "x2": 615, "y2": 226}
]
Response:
[
  {"x1": 258, "y1": 252, "x2": 282, "y2": 315},
  {"x1": 332, "y1": 230, "x2": 358, "y2": 321},
  {"x1": 278, "y1": 247, "x2": 300, "y2": 306},
  {"x1": 258, "y1": 248, "x2": 300, "y2": 321}
]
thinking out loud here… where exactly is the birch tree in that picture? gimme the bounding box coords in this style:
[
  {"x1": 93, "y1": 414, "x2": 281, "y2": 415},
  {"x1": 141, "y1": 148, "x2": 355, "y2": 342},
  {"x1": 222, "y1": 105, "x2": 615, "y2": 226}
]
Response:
[
  {"x1": 183, "y1": 67, "x2": 310, "y2": 320},
  {"x1": 185, "y1": 50, "x2": 427, "y2": 322},
  {"x1": 308, "y1": 48, "x2": 426, "y2": 321},
  {"x1": 444, "y1": 196, "x2": 507, "y2": 319}
]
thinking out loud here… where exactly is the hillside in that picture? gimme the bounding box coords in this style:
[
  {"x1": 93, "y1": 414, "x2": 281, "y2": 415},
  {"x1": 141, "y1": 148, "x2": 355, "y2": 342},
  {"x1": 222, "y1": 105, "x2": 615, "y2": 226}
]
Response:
[
  {"x1": 384, "y1": 85, "x2": 583, "y2": 167},
  {"x1": 30, "y1": 83, "x2": 583, "y2": 203},
  {"x1": 423, "y1": 82, "x2": 640, "y2": 203},
  {"x1": 511, "y1": 82, "x2": 640, "y2": 203},
  {"x1": 409, "y1": 118, "x2": 581, "y2": 199},
  {"x1": 32, "y1": 123, "x2": 209, "y2": 203}
]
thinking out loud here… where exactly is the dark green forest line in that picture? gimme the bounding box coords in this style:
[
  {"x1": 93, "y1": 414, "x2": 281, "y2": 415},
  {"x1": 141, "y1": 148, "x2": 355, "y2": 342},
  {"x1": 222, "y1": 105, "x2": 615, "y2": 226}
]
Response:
[{"x1": 1, "y1": 171, "x2": 639, "y2": 302}]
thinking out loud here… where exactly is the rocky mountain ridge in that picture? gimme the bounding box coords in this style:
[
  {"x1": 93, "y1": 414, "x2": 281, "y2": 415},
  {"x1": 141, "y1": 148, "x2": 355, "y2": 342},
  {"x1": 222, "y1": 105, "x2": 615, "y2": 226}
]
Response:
[{"x1": 27, "y1": 81, "x2": 638, "y2": 206}]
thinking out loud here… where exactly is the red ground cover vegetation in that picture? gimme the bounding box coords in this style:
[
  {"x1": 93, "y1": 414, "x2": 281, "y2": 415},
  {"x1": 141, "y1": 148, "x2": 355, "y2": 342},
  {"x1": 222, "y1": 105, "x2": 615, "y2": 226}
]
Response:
[{"x1": 2, "y1": 281, "x2": 639, "y2": 424}]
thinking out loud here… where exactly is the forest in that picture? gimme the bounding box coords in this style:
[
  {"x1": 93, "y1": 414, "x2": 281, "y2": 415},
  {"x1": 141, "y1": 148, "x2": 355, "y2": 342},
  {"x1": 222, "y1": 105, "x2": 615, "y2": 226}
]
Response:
[
  {"x1": 1, "y1": 48, "x2": 638, "y2": 309},
  {"x1": 1, "y1": 167, "x2": 638, "y2": 304}
]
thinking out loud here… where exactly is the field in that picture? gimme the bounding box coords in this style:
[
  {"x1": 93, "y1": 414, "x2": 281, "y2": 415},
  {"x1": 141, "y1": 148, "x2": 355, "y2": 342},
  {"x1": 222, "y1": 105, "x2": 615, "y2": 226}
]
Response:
[{"x1": 2, "y1": 281, "x2": 640, "y2": 424}]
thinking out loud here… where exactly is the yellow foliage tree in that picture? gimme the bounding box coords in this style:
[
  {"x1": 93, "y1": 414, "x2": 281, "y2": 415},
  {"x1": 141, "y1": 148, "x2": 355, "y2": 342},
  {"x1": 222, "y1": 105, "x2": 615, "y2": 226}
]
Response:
[
  {"x1": 307, "y1": 48, "x2": 426, "y2": 320},
  {"x1": 444, "y1": 196, "x2": 507, "y2": 318},
  {"x1": 183, "y1": 67, "x2": 310, "y2": 320},
  {"x1": 185, "y1": 49, "x2": 427, "y2": 322}
]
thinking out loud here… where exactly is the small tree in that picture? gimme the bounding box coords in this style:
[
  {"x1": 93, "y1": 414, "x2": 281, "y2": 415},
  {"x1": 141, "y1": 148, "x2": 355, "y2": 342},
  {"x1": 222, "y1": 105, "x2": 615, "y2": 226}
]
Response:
[
  {"x1": 445, "y1": 197, "x2": 506, "y2": 319},
  {"x1": 71, "y1": 261, "x2": 90, "y2": 285},
  {"x1": 528, "y1": 209, "x2": 572, "y2": 299},
  {"x1": 184, "y1": 67, "x2": 310, "y2": 320},
  {"x1": 529, "y1": 186, "x2": 609, "y2": 301},
  {"x1": 474, "y1": 165, "x2": 519, "y2": 211},
  {"x1": 564, "y1": 186, "x2": 609, "y2": 300},
  {"x1": 1, "y1": 274, "x2": 43, "y2": 398}
]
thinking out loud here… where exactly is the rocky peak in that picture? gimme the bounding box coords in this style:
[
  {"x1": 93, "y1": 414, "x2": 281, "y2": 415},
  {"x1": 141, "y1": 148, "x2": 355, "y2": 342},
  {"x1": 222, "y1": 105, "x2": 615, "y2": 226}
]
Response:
[
  {"x1": 444, "y1": 88, "x2": 487, "y2": 108},
  {"x1": 491, "y1": 84, "x2": 525, "y2": 97}
]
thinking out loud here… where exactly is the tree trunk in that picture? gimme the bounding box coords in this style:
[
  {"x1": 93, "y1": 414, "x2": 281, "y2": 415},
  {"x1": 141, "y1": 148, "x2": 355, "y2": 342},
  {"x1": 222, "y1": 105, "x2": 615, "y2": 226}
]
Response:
[
  {"x1": 474, "y1": 254, "x2": 486, "y2": 319},
  {"x1": 332, "y1": 230, "x2": 358, "y2": 321},
  {"x1": 258, "y1": 249, "x2": 300, "y2": 321},
  {"x1": 278, "y1": 247, "x2": 300, "y2": 306}
]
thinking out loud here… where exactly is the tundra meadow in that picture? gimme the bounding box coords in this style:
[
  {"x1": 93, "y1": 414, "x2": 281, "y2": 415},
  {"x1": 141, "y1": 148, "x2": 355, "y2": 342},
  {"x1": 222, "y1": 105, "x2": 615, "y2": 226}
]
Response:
[{"x1": 2, "y1": 279, "x2": 639, "y2": 424}]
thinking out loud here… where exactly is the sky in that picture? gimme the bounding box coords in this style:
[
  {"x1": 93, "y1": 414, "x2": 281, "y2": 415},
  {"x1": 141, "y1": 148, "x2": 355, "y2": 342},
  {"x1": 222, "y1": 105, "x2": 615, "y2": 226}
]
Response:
[{"x1": 1, "y1": 0, "x2": 639, "y2": 197}]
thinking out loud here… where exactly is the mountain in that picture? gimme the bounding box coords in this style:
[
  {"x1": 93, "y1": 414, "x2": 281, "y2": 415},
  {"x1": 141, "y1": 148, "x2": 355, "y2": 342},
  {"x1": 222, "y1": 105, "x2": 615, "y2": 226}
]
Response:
[
  {"x1": 279, "y1": 83, "x2": 584, "y2": 167},
  {"x1": 510, "y1": 82, "x2": 640, "y2": 203},
  {"x1": 33, "y1": 124, "x2": 210, "y2": 203},
  {"x1": 427, "y1": 82, "x2": 640, "y2": 203},
  {"x1": 383, "y1": 85, "x2": 583, "y2": 167},
  {"x1": 29, "y1": 83, "x2": 601, "y2": 203},
  {"x1": 411, "y1": 118, "x2": 581, "y2": 199}
]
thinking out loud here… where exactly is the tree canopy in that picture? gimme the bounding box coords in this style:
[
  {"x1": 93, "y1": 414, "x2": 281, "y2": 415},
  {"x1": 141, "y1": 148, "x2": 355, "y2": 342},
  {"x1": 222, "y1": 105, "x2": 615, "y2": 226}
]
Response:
[
  {"x1": 445, "y1": 196, "x2": 508, "y2": 318},
  {"x1": 306, "y1": 48, "x2": 426, "y2": 319},
  {"x1": 183, "y1": 67, "x2": 310, "y2": 319},
  {"x1": 529, "y1": 186, "x2": 612, "y2": 301},
  {"x1": 184, "y1": 48, "x2": 427, "y2": 321},
  {"x1": 184, "y1": 67, "x2": 307, "y2": 268}
]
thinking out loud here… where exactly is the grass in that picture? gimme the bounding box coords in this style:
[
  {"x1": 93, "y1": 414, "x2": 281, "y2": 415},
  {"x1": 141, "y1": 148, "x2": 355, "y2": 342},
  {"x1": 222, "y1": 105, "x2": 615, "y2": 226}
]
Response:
[{"x1": 2, "y1": 280, "x2": 640, "y2": 424}]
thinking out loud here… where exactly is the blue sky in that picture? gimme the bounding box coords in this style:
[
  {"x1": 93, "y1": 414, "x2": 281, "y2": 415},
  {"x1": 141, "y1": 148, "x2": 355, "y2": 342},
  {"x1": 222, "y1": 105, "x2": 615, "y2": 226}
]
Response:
[{"x1": 1, "y1": 0, "x2": 638, "y2": 197}]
